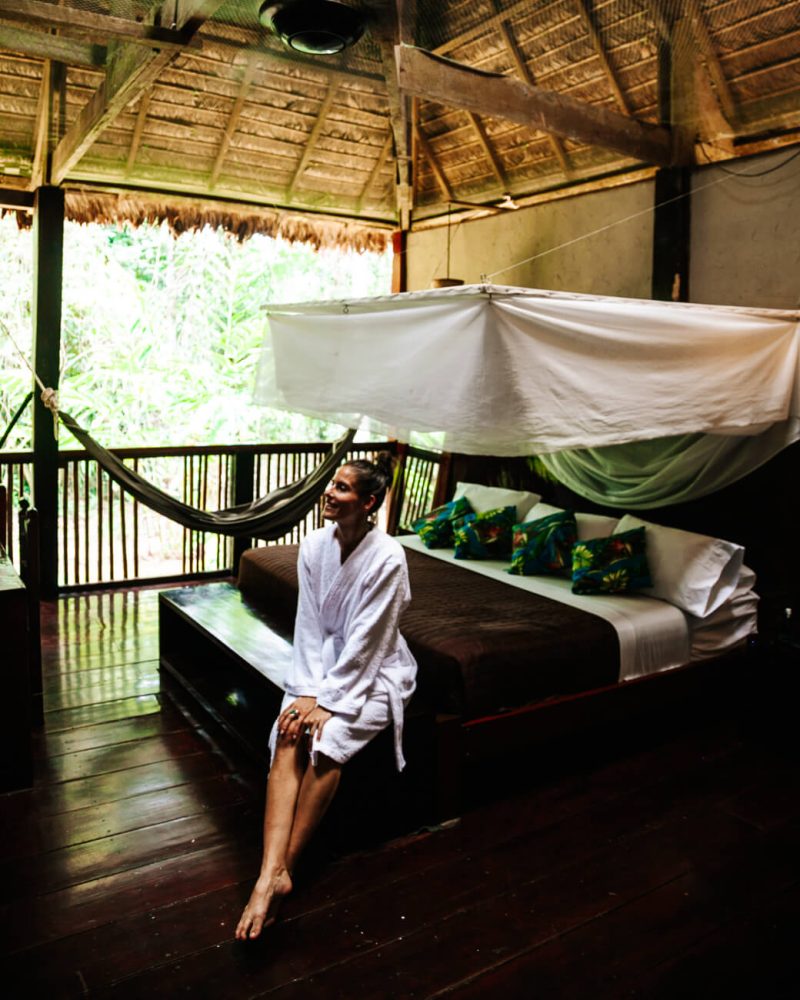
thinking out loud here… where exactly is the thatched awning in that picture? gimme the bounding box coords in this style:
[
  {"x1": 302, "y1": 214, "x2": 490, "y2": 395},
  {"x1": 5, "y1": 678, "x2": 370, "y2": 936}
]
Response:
[{"x1": 4, "y1": 188, "x2": 392, "y2": 253}]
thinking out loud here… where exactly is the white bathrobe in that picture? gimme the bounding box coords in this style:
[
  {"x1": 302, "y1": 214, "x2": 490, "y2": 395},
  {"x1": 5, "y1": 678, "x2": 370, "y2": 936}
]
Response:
[{"x1": 269, "y1": 524, "x2": 417, "y2": 770}]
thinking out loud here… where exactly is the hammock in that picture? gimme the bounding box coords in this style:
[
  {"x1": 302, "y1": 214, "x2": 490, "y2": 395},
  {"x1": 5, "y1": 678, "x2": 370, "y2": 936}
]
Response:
[{"x1": 59, "y1": 410, "x2": 356, "y2": 539}]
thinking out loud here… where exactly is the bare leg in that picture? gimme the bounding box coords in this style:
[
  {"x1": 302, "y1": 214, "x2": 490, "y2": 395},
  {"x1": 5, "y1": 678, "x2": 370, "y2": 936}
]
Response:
[
  {"x1": 286, "y1": 753, "x2": 342, "y2": 873},
  {"x1": 235, "y1": 735, "x2": 305, "y2": 940},
  {"x1": 235, "y1": 745, "x2": 342, "y2": 940}
]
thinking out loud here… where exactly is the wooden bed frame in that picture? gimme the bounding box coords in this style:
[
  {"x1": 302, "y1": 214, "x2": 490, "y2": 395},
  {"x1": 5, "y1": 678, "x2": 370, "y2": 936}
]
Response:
[{"x1": 158, "y1": 574, "x2": 750, "y2": 836}]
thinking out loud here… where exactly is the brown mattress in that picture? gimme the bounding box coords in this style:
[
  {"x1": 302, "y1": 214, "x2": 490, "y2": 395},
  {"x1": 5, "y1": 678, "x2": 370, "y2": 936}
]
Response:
[{"x1": 237, "y1": 544, "x2": 620, "y2": 719}]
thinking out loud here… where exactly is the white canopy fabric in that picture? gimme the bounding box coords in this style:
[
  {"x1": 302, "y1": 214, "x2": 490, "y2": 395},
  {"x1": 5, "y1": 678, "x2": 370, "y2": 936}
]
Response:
[{"x1": 256, "y1": 284, "x2": 800, "y2": 458}]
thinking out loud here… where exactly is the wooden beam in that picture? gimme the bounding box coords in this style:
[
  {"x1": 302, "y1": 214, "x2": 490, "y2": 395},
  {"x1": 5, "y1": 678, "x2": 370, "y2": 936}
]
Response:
[
  {"x1": 467, "y1": 112, "x2": 508, "y2": 189},
  {"x1": 573, "y1": 0, "x2": 631, "y2": 115},
  {"x1": 396, "y1": 45, "x2": 673, "y2": 167},
  {"x1": 685, "y1": 0, "x2": 737, "y2": 126},
  {"x1": 50, "y1": 2, "x2": 227, "y2": 185},
  {"x1": 0, "y1": 0, "x2": 199, "y2": 52},
  {"x1": 286, "y1": 85, "x2": 338, "y2": 203},
  {"x1": 125, "y1": 91, "x2": 151, "y2": 178},
  {"x1": 414, "y1": 120, "x2": 454, "y2": 202},
  {"x1": 31, "y1": 186, "x2": 65, "y2": 599},
  {"x1": 495, "y1": 15, "x2": 572, "y2": 176},
  {"x1": 30, "y1": 62, "x2": 51, "y2": 190},
  {"x1": 0, "y1": 24, "x2": 104, "y2": 67},
  {"x1": 357, "y1": 133, "x2": 393, "y2": 213},
  {"x1": 209, "y1": 57, "x2": 258, "y2": 190},
  {"x1": 0, "y1": 188, "x2": 34, "y2": 210},
  {"x1": 377, "y1": 3, "x2": 415, "y2": 228}
]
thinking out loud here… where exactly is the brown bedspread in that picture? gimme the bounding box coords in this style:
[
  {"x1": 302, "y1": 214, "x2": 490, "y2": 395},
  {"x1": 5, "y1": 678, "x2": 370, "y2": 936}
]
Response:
[{"x1": 237, "y1": 544, "x2": 620, "y2": 719}]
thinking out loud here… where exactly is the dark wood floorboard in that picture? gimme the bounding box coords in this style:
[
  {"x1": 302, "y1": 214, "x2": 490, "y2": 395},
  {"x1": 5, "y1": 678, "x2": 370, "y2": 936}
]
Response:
[{"x1": 2, "y1": 586, "x2": 798, "y2": 999}]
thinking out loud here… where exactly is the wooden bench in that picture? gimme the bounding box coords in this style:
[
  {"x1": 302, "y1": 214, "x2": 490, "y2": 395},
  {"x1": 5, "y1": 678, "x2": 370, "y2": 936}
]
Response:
[{"x1": 159, "y1": 582, "x2": 451, "y2": 846}]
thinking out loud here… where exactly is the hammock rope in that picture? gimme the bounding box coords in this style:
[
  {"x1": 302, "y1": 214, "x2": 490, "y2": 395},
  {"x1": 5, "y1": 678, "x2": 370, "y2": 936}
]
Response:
[{"x1": 1, "y1": 315, "x2": 356, "y2": 538}]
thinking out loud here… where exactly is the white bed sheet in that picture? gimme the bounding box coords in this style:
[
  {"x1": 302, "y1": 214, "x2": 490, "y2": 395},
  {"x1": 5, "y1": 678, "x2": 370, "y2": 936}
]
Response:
[{"x1": 398, "y1": 534, "x2": 692, "y2": 683}]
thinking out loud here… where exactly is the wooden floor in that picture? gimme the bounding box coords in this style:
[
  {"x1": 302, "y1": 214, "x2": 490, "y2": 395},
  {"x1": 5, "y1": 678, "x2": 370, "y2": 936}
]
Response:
[{"x1": 2, "y1": 587, "x2": 799, "y2": 999}]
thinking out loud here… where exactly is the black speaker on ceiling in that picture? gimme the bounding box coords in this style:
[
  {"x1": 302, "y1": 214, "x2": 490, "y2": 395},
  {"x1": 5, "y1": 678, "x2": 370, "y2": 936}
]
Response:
[{"x1": 258, "y1": 1, "x2": 367, "y2": 55}]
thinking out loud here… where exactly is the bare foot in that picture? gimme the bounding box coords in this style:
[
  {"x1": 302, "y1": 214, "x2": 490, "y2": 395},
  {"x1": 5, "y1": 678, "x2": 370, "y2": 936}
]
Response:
[{"x1": 235, "y1": 868, "x2": 292, "y2": 940}]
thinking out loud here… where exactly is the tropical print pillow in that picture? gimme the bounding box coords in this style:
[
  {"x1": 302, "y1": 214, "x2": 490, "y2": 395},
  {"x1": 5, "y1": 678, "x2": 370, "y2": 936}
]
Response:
[
  {"x1": 453, "y1": 505, "x2": 516, "y2": 560},
  {"x1": 508, "y1": 510, "x2": 577, "y2": 577},
  {"x1": 571, "y1": 526, "x2": 652, "y2": 595},
  {"x1": 412, "y1": 495, "x2": 474, "y2": 548}
]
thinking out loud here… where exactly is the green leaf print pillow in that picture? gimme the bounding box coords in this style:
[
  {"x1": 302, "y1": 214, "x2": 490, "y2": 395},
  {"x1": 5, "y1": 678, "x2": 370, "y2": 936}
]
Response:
[
  {"x1": 508, "y1": 510, "x2": 577, "y2": 577},
  {"x1": 412, "y1": 495, "x2": 474, "y2": 548},
  {"x1": 453, "y1": 506, "x2": 516, "y2": 560},
  {"x1": 571, "y1": 526, "x2": 652, "y2": 595}
]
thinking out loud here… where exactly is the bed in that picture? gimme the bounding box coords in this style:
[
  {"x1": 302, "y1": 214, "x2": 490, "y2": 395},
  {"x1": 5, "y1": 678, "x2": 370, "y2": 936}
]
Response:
[{"x1": 227, "y1": 481, "x2": 758, "y2": 814}]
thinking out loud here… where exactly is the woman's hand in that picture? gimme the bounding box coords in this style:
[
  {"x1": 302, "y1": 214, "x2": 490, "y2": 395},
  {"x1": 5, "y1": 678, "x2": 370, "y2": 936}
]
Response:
[
  {"x1": 302, "y1": 705, "x2": 333, "y2": 740},
  {"x1": 278, "y1": 696, "x2": 316, "y2": 742}
]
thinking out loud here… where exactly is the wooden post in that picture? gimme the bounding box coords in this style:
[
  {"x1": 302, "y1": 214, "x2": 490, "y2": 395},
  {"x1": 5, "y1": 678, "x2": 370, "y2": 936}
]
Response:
[
  {"x1": 651, "y1": 13, "x2": 691, "y2": 303},
  {"x1": 651, "y1": 167, "x2": 691, "y2": 302},
  {"x1": 391, "y1": 229, "x2": 407, "y2": 292},
  {"x1": 232, "y1": 451, "x2": 255, "y2": 576},
  {"x1": 32, "y1": 185, "x2": 65, "y2": 598}
]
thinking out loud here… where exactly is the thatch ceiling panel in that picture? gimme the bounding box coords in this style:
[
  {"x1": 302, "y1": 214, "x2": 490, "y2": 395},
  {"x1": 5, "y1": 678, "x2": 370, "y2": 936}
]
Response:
[
  {"x1": 708, "y1": 0, "x2": 795, "y2": 41},
  {"x1": 0, "y1": 0, "x2": 797, "y2": 239},
  {"x1": 723, "y1": 34, "x2": 800, "y2": 84},
  {"x1": 0, "y1": 53, "x2": 40, "y2": 82}
]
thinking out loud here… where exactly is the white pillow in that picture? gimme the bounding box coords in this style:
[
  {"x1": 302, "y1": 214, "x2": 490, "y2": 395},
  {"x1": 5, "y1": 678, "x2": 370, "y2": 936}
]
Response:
[
  {"x1": 616, "y1": 514, "x2": 745, "y2": 618},
  {"x1": 453, "y1": 482, "x2": 541, "y2": 522},
  {"x1": 523, "y1": 501, "x2": 619, "y2": 541}
]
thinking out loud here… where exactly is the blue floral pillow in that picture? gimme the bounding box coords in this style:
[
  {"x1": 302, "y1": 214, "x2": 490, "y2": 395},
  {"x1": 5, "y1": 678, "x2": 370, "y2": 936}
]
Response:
[
  {"x1": 508, "y1": 510, "x2": 577, "y2": 577},
  {"x1": 453, "y1": 506, "x2": 516, "y2": 560},
  {"x1": 412, "y1": 496, "x2": 474, "y2": 548},
  {"x1": 571, "y1": 526, "x2": 652, "y2": 595}
]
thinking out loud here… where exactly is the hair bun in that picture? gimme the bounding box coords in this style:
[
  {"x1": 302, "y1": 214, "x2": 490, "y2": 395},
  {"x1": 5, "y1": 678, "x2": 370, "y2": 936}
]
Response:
[{"x1": 374, "y1": 450, "x2": 396, "y2": 482}]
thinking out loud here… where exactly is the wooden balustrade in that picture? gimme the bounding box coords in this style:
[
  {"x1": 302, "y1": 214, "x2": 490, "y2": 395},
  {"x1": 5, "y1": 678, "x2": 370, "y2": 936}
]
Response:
[{"x1": 0, "y1": 441, "x2": 441, "y2": 589}]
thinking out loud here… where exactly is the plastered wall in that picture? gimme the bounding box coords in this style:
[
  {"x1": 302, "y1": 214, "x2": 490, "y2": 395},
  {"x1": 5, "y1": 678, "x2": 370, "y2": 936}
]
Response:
[
  {"x1": 406, "y1": 148, "x2": 800, "y2": 308},
  {"x1": 407, "y1": 179, "x2": 654, "y2": 298},
  {"x1": 690, "y1": 149, "x2": 800, "y2": 309}
]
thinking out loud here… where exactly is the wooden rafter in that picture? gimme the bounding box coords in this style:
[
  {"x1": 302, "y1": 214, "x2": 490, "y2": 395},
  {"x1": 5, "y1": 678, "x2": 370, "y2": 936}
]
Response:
[
  {"x1": 357, "y1": 133, "x2": 393, "y2": 214},
  {"x1": 0, "y1": 0, "x2": 199, "y2": 52},
  {"x1": 685, "y1": 0, "x2": 737, "y2": 126},
  {"x1": 30, "y1": 61, "x2": 51, "y2": 190},
  {"x1": 49, "y1": 1, "x2": 227, "y2": 186},
  {"x1": 573, "y1": 0, "x2": 631, "y2": 115},
  {"x1": 495, "y1": 15, "x2": 571, "y2": 177},
  {"x1": 414, "y1": 119, "x2": 454, "y2": 202},
  {"x1": 467, "y1": 112, "x2": 507, "y2": 189},
  {"x1": 125, "y1": 91, "x2": 152, "y2": 179},
  {"x1": 286, "y1": 85, "x2": 338, "y2": 203},
  {"x1": 396, "y1": 45, "x2": 673, "y2": 167},
  {"x1": 0, "y1": 24, "x2": 104, "y2": 67},
  {"x1": 209, "y1": 57, "x2": 258, "y2": 191}
]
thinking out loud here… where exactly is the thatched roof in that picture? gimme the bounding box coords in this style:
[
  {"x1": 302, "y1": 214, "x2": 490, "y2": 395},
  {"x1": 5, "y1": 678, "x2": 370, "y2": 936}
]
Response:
[{"x1": 1, "y1": 1, "x2": 798, "y2": 246}]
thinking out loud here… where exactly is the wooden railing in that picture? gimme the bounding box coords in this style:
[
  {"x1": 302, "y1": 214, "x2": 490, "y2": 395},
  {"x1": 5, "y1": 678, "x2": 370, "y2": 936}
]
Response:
[{"x1": 0, "y1": 441, "x2": 442, "y2": 589}]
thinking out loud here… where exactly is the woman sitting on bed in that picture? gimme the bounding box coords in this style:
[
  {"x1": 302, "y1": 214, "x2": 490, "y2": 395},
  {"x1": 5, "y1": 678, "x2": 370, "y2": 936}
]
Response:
[{"x1": 235, "y1": 452, "x2": 418, "y2": 941}]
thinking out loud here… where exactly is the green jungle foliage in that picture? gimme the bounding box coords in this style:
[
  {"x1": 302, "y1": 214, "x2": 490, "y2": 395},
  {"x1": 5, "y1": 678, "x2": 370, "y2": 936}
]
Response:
[{"x1": 0, "y1": 215, "x2": 392, "y2": 452}]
